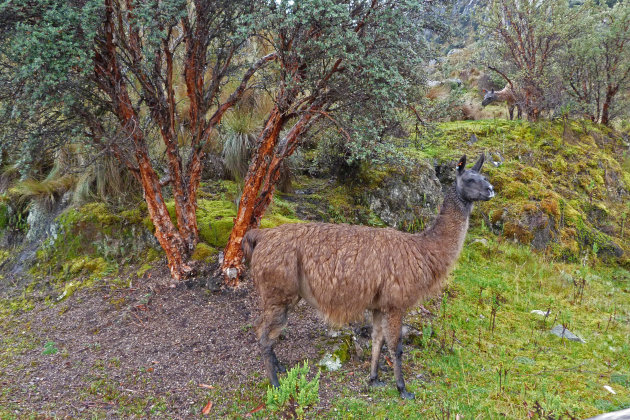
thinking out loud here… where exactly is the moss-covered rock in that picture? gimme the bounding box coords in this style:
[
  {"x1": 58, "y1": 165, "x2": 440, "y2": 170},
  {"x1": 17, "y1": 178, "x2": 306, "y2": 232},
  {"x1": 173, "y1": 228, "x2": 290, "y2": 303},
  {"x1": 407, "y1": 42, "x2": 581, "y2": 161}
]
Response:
[
  {"x1": 364, "y1": 158, "x2": 442, "y2": 232},
  {"x1": 34, "y1": 201, "x2": 158, "y2": 280}
]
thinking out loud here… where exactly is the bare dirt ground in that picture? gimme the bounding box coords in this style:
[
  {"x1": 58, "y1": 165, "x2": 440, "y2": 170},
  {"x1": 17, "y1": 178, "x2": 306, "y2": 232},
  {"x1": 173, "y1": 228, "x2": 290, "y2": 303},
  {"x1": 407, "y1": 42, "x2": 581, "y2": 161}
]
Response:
[{"x1": 0, "y1": 264, "x2": 377, "y2": 418}]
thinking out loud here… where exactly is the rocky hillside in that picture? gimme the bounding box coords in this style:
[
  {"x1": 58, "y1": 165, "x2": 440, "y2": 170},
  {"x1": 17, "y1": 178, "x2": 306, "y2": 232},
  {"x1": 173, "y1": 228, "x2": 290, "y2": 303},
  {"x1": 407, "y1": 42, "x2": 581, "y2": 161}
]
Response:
[{"x1": 412, "y1": 120, "x2": 629, "y2": 266}]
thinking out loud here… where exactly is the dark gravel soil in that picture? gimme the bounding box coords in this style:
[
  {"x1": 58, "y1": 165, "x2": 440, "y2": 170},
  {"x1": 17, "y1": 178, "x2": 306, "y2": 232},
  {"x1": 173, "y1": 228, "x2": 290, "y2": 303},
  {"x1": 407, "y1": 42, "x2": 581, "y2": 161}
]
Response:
[{"x1": 1, "y1": 265, "x2": 377, "y2": 418}]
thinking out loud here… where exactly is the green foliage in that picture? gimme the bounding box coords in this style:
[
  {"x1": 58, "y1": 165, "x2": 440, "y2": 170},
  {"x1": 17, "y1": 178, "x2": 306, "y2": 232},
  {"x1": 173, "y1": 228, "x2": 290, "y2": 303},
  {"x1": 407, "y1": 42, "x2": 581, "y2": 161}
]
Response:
[
  {"x1": 562, "y1": 0, "x2": 630, "y2": 123},
  {"x1": 265, "y1": 362, "x2": 320, "y2": 419},
  {"x1": 42, "y1": 341, "x2": 58, "y2": 355},
  {"x1": 255, "y1": 0, "x2": 446, "y2": 167},
  {"x1": 4, "y1": 0, "x2": 103, "y2": 102},
  {"x1": 479, "y1": 0, "x2": 582, "y2": 116}
]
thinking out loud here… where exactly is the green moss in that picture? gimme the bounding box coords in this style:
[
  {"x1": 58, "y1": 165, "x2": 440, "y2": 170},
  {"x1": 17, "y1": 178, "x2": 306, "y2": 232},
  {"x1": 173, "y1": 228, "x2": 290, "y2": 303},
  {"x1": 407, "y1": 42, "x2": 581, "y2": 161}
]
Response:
[
  {"x1": 333, "y1": 338, "x2": 352, "y2": 364},
  {"x1": 144, "y1": 247, "x2": 163, "y2": 262},
  {"x1": 0, "y1": 250, "x2": 9, "y2": 266},
  {"x1": 191, "y1": 243, "x2": 217, "y2": 263},
  {"x1": 62, "y1": 256, "x2": 107, "y2": 276},
  {"x1": 119, "y1": 207, "x2": 144, "y2": 224},
  {"x1": 136, "y1": 263, "x2": 152, "y2": 278},
  {"x1": 260, "y1": 214, "x2": 301, "y2": 229},
  {"x1": 0, "y1": 202, "x2": 8, "y2": 230},
  {"x1": 56, "y1": 280, "x2": 80, "y2": 301},
  {"x1": 197, "y1": 199, "x2": 237, "y2": 248},
  {"x1": 79, "y1": 202, "x2": 120, "y2": 226}
]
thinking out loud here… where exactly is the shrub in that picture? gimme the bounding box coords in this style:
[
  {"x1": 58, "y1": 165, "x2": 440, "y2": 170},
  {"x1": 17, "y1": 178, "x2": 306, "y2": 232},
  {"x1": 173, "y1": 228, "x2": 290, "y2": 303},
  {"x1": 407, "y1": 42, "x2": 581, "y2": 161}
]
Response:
[{"x1": 265, "y1": 361, "x2": 320, "y2": 419}]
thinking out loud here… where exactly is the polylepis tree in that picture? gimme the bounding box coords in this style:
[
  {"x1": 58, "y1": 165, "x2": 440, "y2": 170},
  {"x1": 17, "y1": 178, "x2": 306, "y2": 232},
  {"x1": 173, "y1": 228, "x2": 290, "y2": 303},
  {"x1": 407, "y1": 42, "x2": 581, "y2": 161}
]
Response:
[{"x1": 1, "y1": 0, "x2": 273, "y2": 280}]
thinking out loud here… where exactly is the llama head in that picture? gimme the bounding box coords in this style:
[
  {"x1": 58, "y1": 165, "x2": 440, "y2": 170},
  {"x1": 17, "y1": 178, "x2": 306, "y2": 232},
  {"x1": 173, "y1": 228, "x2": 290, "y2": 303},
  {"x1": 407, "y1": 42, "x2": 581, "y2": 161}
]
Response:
[
  {"x1": 455, "y1": 153, "x2": 495, "y2": 202},
  {"x1": 481, "y1": 89, "x2": 496, "y2": 107}
]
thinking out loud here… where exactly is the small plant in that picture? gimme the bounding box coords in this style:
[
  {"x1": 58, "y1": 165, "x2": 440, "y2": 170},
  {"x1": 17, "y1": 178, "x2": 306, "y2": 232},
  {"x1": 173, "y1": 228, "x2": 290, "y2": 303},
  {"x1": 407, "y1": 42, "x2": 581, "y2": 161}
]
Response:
[
  {"x1": 421, "y1": 324, "x2": 433, "y2": 348},
  {"x1": 497, "y1": 364, "x2": 509, "y2": 394},
  {"x1": 572, "y1": 274, "x2": 587, "y2": 305},
  {"x1": 489, "y1": 292, "x2": 503, "y2": 334},
  {"x1": 265, "y1": 361, "x2": 320, "y2": 419},
  {"x1": 42, "y1": 341, "x2": 58, "y2": 355}
]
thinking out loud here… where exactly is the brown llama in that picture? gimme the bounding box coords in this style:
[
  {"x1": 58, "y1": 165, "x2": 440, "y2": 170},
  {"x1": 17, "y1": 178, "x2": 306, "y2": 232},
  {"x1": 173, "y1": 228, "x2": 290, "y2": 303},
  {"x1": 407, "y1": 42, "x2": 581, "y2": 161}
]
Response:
[
  {"x1": 243, "y1": 154, "x2": 495, "y2": 399},
  {"x1": 482, "y1": 84, "x2": 522, "y2": 120}
]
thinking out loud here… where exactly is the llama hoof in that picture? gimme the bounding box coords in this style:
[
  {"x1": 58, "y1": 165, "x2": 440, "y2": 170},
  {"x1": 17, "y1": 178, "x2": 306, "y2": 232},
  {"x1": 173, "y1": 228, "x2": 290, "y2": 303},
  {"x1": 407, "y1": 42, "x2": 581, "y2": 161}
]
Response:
[
  {"x1": 368, "y1": 378, "x2": 386, "y2": 388},
  {"x1": 276, "y1": 364, "x2": 287, "y2": 374},
  {"x1": 399, "y1": 390, "x2": 415, "y2": 400}
]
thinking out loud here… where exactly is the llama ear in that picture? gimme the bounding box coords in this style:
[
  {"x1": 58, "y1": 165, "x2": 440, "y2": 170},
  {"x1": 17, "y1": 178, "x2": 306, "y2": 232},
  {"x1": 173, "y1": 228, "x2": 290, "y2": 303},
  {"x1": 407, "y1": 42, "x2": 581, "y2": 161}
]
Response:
[
  {"x1": 456, "y1": 155, "x2": 467, "y2": 175},
  {"x1": 491, "y1": 89, "x2": 495, "y2": 94},
  {"x1": 471, "y1": 152, "x2": 485, "y2": 172}
]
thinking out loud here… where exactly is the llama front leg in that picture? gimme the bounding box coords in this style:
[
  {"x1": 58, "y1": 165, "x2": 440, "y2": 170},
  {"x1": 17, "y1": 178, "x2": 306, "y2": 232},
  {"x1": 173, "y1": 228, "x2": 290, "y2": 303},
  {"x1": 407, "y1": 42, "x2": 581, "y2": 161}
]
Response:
[
  {"x1": 384, "y1": 310, "x2": 415, "y2": 400},
  {"x1": 368, "y1": 309, "x2": 386, "y2": 387},
  {"x1": 256, "y1": 304, "x2": 289, "y2": 387},
  {"x1": 508, "y1": 104, "x2": 515, "y2": 120}
]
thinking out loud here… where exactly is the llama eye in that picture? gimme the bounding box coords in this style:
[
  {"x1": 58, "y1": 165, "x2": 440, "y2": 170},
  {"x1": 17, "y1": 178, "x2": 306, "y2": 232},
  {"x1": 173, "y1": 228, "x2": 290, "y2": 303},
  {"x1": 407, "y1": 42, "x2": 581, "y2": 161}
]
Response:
[{"x1": 466, "y1": 179, "x2": 474, "y2": 184}]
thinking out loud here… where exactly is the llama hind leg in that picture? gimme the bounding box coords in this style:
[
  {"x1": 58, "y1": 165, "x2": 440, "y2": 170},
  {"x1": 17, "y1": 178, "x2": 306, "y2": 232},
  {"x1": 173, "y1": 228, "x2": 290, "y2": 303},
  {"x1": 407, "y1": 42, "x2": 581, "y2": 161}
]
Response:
[
  {"x1": 256, "y1": 304, "x2": 289, "y2": 387},
  {"x1": 368, "y1": 309, "x2": 386, "y2": 387},
  {"x1": 384, "y1": 310, "x2": 415, "y2": 400}
]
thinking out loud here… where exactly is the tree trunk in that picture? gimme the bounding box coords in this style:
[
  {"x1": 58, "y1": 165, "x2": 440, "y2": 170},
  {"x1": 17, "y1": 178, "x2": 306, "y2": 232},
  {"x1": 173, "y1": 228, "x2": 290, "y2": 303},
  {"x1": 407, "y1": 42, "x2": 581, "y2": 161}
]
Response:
[
  {"x1": 221, "y1": 107, "x2": 286, "y2": 285},
  {"x1": 94, "y1": 0, "x2": 192, "y2": 281},
  {"x1": 221, "y1": 104, "x2": 320, "y2": 286},
  {"x1": 138, "y1": 155, "x2": 192, "y2": 281},
  {"x1": 601, "y1": 90, "x2": 613, "y2": 126}
]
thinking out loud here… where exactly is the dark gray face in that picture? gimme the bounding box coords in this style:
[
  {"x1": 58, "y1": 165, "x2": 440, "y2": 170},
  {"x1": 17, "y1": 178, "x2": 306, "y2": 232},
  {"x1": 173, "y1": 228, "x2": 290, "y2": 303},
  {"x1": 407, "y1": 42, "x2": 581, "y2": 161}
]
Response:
[
  {"x1": 482, "y1": 89, "x2": 496, "y2": 107},
  {"x1": 455, "y1": 154, "x2": 495, "y2": 202}
]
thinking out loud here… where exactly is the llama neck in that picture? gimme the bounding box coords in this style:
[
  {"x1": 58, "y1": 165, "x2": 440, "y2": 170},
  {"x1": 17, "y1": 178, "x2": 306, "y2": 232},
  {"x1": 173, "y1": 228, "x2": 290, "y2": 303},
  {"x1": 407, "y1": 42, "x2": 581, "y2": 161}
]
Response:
[
  {"x1": 417, "y1": 184, "x2": 472, "y2": 265},
  {"x1": 497, "y1": 85, "x2": 515, "y2": 102}
]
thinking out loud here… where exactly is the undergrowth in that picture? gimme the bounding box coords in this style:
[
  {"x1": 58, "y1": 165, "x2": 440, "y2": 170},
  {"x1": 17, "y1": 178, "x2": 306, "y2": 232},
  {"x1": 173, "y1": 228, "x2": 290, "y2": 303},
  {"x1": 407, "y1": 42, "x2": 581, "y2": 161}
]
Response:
[{"x1": 264, "y1": 362, "x2": 321, "y2": 419}]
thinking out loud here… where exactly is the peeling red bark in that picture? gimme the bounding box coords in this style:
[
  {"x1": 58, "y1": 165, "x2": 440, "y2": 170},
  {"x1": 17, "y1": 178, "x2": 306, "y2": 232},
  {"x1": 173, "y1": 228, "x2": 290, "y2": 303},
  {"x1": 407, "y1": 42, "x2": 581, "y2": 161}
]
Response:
[
  {"x1": 93, "y1": 0, "x2": 191, "y2": 280},
  {"x1": 221, "y1": 101, "x2": 322, "y2": 286},
  {"x1": 221, "y1": 107, "x2": 286, "y2": 285}
]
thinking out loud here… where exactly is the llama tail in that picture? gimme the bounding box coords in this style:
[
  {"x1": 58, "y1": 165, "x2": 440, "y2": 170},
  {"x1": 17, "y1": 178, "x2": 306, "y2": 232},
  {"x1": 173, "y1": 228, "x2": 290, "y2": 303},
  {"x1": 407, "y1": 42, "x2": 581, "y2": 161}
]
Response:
[{"x1": 242, "y1": 229, "x2": 262, "y2": 263}]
